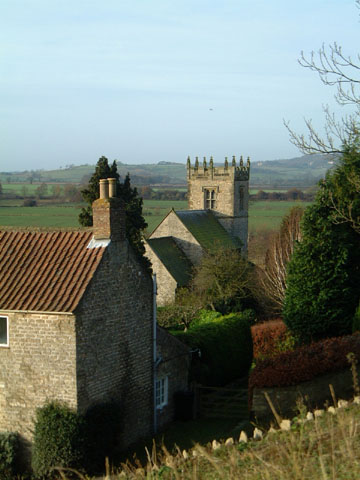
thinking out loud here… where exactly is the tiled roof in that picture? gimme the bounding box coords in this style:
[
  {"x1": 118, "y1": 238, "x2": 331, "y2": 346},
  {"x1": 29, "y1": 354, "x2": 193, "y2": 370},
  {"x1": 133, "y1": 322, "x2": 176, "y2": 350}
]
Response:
[
  {"x1": 0, "y1": 230, "x2": 106, "y2": 313},
  {"x1": 175, "y1": 210, "x2": 242, "y2": 251},
  {"x1": 147, "y1": 236, "x2": 192, "y2": 286}
]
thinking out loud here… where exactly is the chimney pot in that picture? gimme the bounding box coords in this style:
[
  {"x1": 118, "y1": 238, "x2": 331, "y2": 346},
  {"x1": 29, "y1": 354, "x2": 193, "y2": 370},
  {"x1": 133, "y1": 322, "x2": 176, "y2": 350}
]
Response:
[
  {"x1": 99, "y1": 179, "x2": 109, "y2": 199},
  {"x1": 108, "y1": 177, "x2": 117, "y2": 198}
]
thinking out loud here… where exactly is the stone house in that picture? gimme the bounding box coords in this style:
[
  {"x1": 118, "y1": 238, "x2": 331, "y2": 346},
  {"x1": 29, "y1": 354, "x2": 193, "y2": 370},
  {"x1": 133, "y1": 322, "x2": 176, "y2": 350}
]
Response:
[
  {"x1": 0, "y1": 178, "x2": 158, "y2": 454},
  {"x1": 155, "y1": 325, "x2": 191, "y2": 427},
  {"x1": 145, "y1": 156, "x2": 250, "y2": 305}
]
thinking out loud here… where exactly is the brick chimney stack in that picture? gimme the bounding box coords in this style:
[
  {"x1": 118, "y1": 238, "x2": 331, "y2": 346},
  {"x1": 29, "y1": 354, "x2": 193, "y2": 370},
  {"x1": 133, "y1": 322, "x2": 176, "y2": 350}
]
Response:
[{"x1": 92, "y1": 178, "x2": 126, "y2": 242}]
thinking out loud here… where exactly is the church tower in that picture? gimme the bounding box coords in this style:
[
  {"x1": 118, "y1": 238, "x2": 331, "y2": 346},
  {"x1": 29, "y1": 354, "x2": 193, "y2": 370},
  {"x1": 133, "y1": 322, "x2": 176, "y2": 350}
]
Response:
[{"x1": 186, "y1": 155, "x2": 250, "y2": 252}]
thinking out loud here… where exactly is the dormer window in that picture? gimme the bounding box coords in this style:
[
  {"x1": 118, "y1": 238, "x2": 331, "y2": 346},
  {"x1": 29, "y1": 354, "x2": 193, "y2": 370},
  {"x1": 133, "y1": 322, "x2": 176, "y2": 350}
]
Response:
[
  {"x1": 204, "y1": 189, "x2": 216, "y2": 210},
  {"x1": 0, "y1": 316, "x2": 9, "y2": 347}
]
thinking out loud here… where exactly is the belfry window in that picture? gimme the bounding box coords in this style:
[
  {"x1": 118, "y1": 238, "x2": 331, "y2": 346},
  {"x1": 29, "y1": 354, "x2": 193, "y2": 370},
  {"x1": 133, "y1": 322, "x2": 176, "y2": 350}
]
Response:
[{"x1": 205, "y1": 189, "x2": 216, "y2": 210}]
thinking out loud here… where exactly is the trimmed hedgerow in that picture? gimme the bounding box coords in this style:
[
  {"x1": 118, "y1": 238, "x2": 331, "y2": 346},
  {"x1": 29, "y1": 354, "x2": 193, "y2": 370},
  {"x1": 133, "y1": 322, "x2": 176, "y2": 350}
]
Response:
[
  {"x1": 0, "y1": 432, "x2": 19, "y2": 479},
  {"x1": 251, "y1": 319, "x2": 289, "y2": 359},
  {"x1": 32, "y1": 401, "x2": 85, "y2": 477},
  {"x1": 173, "y1": 311, "x2": 253, "y2": 386},
  {"x1": 249, "y1": 333, "x2": 360, "y2": 399}
]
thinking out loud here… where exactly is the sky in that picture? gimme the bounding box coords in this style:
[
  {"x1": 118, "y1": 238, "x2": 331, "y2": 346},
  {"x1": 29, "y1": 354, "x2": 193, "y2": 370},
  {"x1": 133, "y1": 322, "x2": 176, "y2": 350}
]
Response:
[{"x1": 1, "y1": 0, "x2": 359, "y2": 171}]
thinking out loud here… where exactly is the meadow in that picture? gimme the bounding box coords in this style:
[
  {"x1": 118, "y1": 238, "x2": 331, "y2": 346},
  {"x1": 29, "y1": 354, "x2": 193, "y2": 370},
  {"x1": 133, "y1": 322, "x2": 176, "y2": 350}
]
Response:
[{"x1": 0, "y1": 199, "x2": 310, "y2": 234}]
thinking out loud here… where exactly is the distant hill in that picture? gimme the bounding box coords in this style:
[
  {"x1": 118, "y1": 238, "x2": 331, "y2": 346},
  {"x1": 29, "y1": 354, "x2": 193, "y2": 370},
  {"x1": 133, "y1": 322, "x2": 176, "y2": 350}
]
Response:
[{"x1": 0, "y1": 154, "x2": 338, "y2": 187}]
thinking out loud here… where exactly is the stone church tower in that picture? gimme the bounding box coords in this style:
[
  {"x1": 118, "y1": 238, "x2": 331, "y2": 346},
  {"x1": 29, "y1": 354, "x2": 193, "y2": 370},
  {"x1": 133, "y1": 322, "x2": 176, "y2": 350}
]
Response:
[{"x1": 186, "y1": 155, "x2": 250, "y2": 251}]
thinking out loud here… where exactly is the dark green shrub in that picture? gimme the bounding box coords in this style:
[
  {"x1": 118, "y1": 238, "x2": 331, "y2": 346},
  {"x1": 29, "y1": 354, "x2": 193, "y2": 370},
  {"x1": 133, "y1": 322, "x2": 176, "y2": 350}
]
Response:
[
  {"x1": 283, "y1": 156, "x2": 360, "y2": 343},
  {"x1": 32, "y1": 401, "x2": 85, "y2": 477},
  {"x1": 0, "y1": 432, "x2": 19, "y2": 479},
  {"x1": 84, "y1": 402, "x2": 122, "y2": 472},
  {"x1": 353, "y1": 302, "x2": 360, "y2": 333},
  {"x1": 173, "y1": 311, "x2": 253, "y2": 386},
  {"x1": 191, "y1": 309, "x2": 222, "y2": 327}
]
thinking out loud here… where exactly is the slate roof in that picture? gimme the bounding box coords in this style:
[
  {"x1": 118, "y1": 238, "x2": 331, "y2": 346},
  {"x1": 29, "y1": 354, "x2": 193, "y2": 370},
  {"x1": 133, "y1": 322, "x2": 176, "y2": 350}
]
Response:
[
  {"x1": 0, "y1": 230, "x2": 106, "y2": 313},
  {"x1": 147, "y1": 236, "x2": 192, "y2": 286},
  {"x1": 175, "y1": 210, "x2": 242, "y2": 251}
]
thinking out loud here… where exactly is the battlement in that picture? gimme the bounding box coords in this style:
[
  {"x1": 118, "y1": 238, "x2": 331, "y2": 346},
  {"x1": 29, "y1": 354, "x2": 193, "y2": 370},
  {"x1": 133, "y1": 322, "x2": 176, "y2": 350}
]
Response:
[{"x1": 186, "y1": 155, "x2": 250, "y2": 181}]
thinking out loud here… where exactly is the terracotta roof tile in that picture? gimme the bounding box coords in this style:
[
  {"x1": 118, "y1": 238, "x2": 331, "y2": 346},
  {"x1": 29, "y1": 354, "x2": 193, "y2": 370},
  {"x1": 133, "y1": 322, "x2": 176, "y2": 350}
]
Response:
[{"x1": 0, "y1": 230, "x2": 106, "y2": 313}]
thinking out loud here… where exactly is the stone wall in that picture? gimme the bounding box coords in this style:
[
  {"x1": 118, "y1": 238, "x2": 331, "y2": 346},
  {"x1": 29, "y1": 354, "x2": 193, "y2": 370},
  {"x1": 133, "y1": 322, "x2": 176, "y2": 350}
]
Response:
[
  {"x1": 151, "y1": 211, "x2": 203, "y2": 265},
  {"x1": 156, "y1": 327, "x2": 190, "y2": 428},
  {"x1": 187, "y1": 168, "x2": 249, "y2": 252},
  {"x1": 75, "y1": 240, "x2": 154, "y2": 448},
  {"x1": 0, "y1": 312, "x2": 77, "y2": 441},
  {"x1": 145, "y1": 243, "x2": 177, "y2": 306},
  {"x1": 251, "y1": 367, "x2": 359, "y2": 425}
]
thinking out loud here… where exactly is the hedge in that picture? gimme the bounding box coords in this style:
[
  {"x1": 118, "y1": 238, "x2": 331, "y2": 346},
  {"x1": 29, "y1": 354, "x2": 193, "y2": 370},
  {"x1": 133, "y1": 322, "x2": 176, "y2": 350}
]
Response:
[
  {"x1": 251, "y1": 319, "x2": 289, "y2": 359},
  {"x1": 173, "y1": 311, "x2": 253, "y2": 386},
  {"x1": 249, "y1": 333, "x2": 360, "y2": 398},
  {"x1": 32, "y1": 402, "x2": 85, "y2": 477},
  {"x1": 0, "y1": 432, "x2": 19, "y2": 479}
]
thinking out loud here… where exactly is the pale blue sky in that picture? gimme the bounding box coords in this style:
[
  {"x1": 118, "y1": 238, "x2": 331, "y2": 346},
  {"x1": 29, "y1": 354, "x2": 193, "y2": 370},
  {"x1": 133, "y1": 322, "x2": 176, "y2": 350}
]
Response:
[{"x1": 1, "y1": 0, "x2": 359, "y2": 171}]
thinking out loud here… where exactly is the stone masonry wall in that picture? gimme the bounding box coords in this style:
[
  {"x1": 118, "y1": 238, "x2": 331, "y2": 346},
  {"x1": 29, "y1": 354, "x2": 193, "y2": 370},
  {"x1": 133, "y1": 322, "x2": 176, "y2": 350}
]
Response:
[
  {"x1": 188, "y1": 171, "x2": 249, "y2": 253},
  {"x1": 150, "y1": 211, "x2": 203, "y2": 265},
  {"x1": 156, "y1": 327, "x2": 190, "y2": 429},
  {"x1": 188, "y1": 170, "x2": 236, "y2": 216},
  {"x1": 145, "y1": 243, "x2": 177, "y2": 306},
  {"x1": 0, "y1": 312, "x2": 77, "y2": 442},
  {"x1": 75, "y1": 240, "x2": 154, "y2": 448}
]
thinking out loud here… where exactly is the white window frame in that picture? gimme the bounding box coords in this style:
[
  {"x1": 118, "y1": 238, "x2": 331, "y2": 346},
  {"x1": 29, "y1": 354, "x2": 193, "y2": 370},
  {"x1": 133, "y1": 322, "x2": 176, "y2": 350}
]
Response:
[
  {"x1": 156, "y1": 376, "x2": 168, "y2": 410},
  {"x1": 0, "y1": 315, "x2": 9, "y2": 348}
]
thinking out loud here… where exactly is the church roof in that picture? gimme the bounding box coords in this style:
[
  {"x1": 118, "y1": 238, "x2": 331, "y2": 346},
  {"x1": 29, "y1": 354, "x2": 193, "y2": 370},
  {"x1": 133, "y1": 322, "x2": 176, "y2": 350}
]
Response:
[
  {"x1": 175, "y1": 210, "x2": 242, "y2": 251},
  {"x1": 147, "y1": 236, "x2": 193, "y2": 287},
  {"x1": 0, "y1": 230, "x2": 106, "y2": 313}
]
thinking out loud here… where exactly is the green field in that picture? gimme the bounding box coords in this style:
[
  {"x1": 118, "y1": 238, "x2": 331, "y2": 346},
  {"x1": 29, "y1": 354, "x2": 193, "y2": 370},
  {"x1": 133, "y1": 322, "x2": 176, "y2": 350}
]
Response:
[
  {"x1": 249, "y1": 200, "x2": 310, "y2": 231},
  {"x1": 0, "y1": 199, "x2": 311, "y2": 234}
]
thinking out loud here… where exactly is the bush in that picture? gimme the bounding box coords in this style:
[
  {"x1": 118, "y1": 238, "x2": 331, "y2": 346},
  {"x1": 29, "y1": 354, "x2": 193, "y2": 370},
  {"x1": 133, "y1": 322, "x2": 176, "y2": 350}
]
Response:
[
  {"x1": 0, "y1": 432, "x2": 19, "y2": 479},
  {"x1": 173, "y1": 311, "x2": 253, "y2": 386},
  {"x1": 191, "y1": 309, "x2": 222, "y2": 327},
  {"x1": 251, "y1": 319, "x2": 294, "y2": 359},
  {"x1": 249, "y1": 333, "x2": 360, "y2": 401},
  {"x1": 84, "y1": 402, "x2": 122, "y2": 472},
  {"x1": 32, "y1": 401, "x2": 85, "y2": 477}
]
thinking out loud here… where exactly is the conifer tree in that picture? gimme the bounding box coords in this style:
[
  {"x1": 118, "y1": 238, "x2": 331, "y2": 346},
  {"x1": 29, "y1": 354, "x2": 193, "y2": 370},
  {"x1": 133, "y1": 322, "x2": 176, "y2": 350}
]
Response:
[
  {"x1": 283, "y1": 146, "x2": 360, "y2": 342},
  {"x1": 79, "y1": 156, "x2": 149, "y2": 268}
]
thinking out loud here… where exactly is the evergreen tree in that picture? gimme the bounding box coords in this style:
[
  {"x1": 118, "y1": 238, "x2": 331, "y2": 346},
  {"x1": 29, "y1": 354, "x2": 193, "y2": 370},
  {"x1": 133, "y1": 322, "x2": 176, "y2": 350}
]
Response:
[
  {"x1": 283, "y1": 146, "x2": 360, "y2": 342},
  {"x1": 79, "y1": 156, "x2": 149, "y2": 268}
]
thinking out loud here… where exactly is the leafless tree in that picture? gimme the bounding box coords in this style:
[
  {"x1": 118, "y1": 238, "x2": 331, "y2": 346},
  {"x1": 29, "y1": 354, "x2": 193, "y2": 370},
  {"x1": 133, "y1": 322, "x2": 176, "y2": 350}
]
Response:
[
  {"x1": 285, "y1": 1, "x2": 360, "y2": 154},
  {"x1": 259, "y1": 207, "x2": 304, "y2": 313}
]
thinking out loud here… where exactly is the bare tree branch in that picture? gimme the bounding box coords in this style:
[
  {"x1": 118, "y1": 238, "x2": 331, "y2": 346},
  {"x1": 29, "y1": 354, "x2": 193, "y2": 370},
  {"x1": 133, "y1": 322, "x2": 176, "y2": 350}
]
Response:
[{"x1": 285, "y1": 12, "x2": 360, "y2": 155}]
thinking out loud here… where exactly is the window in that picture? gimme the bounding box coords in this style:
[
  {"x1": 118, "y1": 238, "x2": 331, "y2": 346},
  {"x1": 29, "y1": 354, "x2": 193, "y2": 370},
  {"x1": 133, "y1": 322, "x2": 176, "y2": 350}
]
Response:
[
  {"x1": 0, "y1": 316, "x2": 8, "y2": 347},
  {"x1": 156, "y1": 376, "x2": 168, "y2": 409},
  {"x1": 204, "y1": 189, "x2": 216, "y2": 210}
]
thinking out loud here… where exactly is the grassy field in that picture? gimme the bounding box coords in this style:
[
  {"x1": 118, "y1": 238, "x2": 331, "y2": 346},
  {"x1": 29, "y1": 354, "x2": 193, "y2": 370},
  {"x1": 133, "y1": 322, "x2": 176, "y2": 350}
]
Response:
[
  {"x1": 0, "y1": 205, "x2": 83, "y2": 228},
  {"x1": 249, "y1": 200, "x2": 310, "y2": 232},
  {"x1": 0, "y1": 199, "x2": 310, "y2": 234}
]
